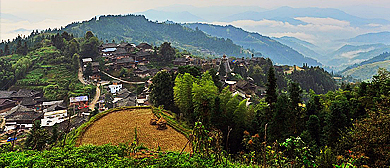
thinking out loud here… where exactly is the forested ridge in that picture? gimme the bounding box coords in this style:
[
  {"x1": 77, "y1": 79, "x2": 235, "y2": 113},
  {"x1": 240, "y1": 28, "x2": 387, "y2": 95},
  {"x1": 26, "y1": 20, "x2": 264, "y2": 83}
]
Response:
[{"x1": 55, "y1": 14, "x2": 251, "y2": 57}]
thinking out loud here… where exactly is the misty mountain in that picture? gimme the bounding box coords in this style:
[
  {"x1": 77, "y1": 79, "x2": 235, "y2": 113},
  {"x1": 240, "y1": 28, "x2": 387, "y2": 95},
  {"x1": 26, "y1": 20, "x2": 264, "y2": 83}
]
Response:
[
  {"x1": 184, "y1": 23, "x2": 321, "y2": 66},
  {"x1": 221, "y1": 6, "x2": 390, "y2": 27},
  {"x1": 346, "y1": 31, "x2": 390, "y2": 45},
  {"x1": 326, "y1": 43, "x2": 390, "y2": 71},
  {"x1": 152, "y1": 5, "x2": 267, "y2": 22},
  {"x1": 136, "y1": 9, "x2": 206, "y2": 23},
  {"x1": 59, "y1": 14, "x2": 251, "y2": 57},
  {"x1": 273, "y1": 36, "x2": 324, "y2": 61}
]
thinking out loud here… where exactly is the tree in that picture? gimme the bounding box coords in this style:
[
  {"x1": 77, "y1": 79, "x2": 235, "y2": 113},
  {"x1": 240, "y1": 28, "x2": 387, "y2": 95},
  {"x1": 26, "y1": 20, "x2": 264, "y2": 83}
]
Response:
[
  {"x1": 265, "y1": 66, "x2": 277, "y2": 108},
  {"x1": 174, "y1": 73, "x2": 195, "y2": 121},
  {"x1": 84, "y1": 62, "x2": 93, "y2": 78},
  {"x1": 16, "y1": 39, "x2": 23, "y2": 55},
  {"x1": 80, "y1": 32, "x2": 100, "y2": 58},
  {"x1": 66, "y1": 39, "x2": 80, "y2": 58},
  {"x1": 85, "y1": 31, "x2": 95, "y2": 39},
  {"x1": 288, "y1": 81, "x2": 303, "y2": 135},
  {"x1": 150, "y1": 70, "x2": 175, "y2": 111},
  {"x1": 25, "y1": 121, "x2": 49, "y2": 150},
  {"x1": 4, "y1": 43, "x2": 9, "y2": 55},
  {"x1": 22, "y1": 41, "x2": 28, "y2": 55},
  {"x1": 178, "y1": 65, "x2": 201, "y2": 77},
  {"x1": 192, "y1": 71, "x2": 218, "y2": 125},
  {"x1": 306, "y1": 115, "x2": 321, "y2": 146},
  {"x1": 159, "y1": 42, "x2": 175, "y2": 63},
  {"x1": 72, "y1": 53, "x2": 80, "y2": 71}
]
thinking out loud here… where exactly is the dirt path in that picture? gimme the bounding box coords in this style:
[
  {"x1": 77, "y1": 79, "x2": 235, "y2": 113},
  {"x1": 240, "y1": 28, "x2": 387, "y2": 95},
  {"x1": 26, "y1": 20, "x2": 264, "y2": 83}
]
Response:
[
  {"x1": 101, "y1": 71, "x2": 145, "y2": 84},
  {"x1": 89, "y1": 84, "x2": 100, "y2": 110},
  {"x1": 78, "y1": 64, "x2": 88, "y2": 85}
]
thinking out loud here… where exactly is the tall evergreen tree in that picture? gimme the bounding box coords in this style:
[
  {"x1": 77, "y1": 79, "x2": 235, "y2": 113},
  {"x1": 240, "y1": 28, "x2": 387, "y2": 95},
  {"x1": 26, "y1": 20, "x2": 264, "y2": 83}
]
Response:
[{"x1": 150, "y1": 70, "x2": 175, "y2": 111}]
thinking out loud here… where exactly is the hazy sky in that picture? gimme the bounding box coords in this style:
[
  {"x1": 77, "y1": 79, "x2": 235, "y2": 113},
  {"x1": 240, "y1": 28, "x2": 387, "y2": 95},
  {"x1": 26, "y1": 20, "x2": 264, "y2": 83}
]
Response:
[{"x1": 1, "y1": 0, "x2": 390, "y2": 42}]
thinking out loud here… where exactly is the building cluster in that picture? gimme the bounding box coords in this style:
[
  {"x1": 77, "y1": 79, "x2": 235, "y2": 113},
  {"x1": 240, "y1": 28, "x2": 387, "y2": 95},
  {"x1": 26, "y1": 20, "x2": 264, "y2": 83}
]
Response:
[{"x1": 0, "y1": 89, "x2": 89, "y2": 134}]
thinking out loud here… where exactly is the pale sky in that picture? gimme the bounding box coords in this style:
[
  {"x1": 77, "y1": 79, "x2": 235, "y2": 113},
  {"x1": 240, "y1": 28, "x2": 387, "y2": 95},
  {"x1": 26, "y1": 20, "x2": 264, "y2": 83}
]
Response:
[{"x1": 1, "y1": 0, "x2": 390, "y2": 43}]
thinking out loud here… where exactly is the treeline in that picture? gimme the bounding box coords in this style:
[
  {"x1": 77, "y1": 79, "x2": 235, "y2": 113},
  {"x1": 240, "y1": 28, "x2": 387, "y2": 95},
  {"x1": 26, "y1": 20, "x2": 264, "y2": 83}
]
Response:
[
  {"x1": 232, "y1": 58, "x2": 337, "y2": 94},
  {"x1": 150, "y1": 66, "x2": 390, "y2": 167}
]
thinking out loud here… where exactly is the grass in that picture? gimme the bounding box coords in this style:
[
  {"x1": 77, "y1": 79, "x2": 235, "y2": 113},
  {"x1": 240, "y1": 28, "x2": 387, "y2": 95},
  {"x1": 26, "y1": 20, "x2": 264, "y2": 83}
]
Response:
[{"x1": 78, "y1": 107, "x2": 191, "y2": 152}]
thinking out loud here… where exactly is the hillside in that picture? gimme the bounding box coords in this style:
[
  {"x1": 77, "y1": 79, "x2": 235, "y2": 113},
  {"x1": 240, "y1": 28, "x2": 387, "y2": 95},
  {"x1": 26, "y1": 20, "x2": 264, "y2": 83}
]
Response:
[
  {"x1": 325, "y1": 43, "x2": 390, "y2": 71},
  {"x1": 184, "y1": 23, "x2": 321, "y2": 66},
  {"x1": 273, "y1": 36, "x2": 323, "y2": 61},
  {"x1": 346, "y1": 31, "x2": 390, "y2": 45},
  {"x1": 341, "y1": 60, "x2": 390, "y2": 80},
  {"x1": 57, "y1": 14, "x2": 251, "y2": 58}
]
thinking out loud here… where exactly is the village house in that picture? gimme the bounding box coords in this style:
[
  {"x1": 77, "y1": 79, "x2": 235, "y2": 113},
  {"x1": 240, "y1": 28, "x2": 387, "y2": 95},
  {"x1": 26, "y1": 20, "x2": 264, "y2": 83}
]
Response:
[
  {"x1": 82, "y1": 58, "x2": 93, "y2": 68},
  {"x1": 134, "y1": 66, "x2": 150, "y2": 78},
  {"x1": 173, "y1": 57, "x2": 190, "y2": 66},
  {"x1": 0, "y1": 99, "x2": 16, "y2": 111},
  {"x1": 136, "y1": 43, "x2": 153, "y2": 52},
  {"x1": 108, "y1": 83, "x2": 123, "y2": 94},
  {"x1": 69, "y1": 96, "x2": 88, "y2": 108},
  {"x1": 4, "y1": 105, "x2": 43, "y2": 132},
  {"x1": 41, "y1": 100, "x2": 68, "y2": 127}
]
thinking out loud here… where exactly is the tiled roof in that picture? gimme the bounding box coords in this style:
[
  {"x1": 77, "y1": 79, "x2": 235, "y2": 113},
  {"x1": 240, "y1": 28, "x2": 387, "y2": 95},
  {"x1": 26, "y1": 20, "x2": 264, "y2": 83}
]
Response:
[
  {"x1": 0, "y1": 91, "x2": 16, "y2": 99},
  {"x1": 116, "y1": 57, "x2": 134, "y2": 64},
  {"x1": 5, "y1": 111, "x2": 43, "y2": 121},
  {"x1": 11, "y1": 89, "x2": 40, "y2": 98}
]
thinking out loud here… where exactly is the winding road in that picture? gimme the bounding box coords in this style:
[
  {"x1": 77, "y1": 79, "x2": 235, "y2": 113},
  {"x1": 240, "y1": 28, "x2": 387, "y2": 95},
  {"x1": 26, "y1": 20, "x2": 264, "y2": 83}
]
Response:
[{"x1": 89, "y1": 84, "x2": 100, "y2": 110}]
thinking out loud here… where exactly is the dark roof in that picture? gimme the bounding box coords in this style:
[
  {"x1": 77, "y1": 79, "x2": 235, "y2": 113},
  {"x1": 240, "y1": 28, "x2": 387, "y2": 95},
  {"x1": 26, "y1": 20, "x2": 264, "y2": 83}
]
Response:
[
  {"x1": 0, "y1": 99, "x2": 16, "y2": 107},
  {"x1": 173, "y1": 58, "x2": 188, "y2": 62},
  {"x1": 116, "y1": 57, "x2": 134, "y2": 64},
  {"x1": 114, "y1": 48, "x2": 128, "y2": 55},
  {"x1": 91, "y1": 62, "x2": 100, "y2": 67},
  {"x1": 45, "y1": 104, "x2": 67, "y2": 112},
  {"x1": 0, "y1": 91, "x2": 16, "y2": 99},
  {"x1": 118, "y1": 42, "x2": 132, "y2": 48},
  {"x1": 116, "y1": 96, "x2": 136, "y2": 107},
  {"x1": 135, "y1": 66, "x2": 149, "y2": 72},
  {"x1": 137, "y1": 43, "x2": 152, "y2": 49},
  {"x1": 101, "y1": 43, "x2": 117, "y2": 48},
  {"x1": 136, "y1": 51, "x2": 151, "y2": 57},
  {"x1": 20, "y1": 97, "x2": 37, "y2": 106},
  {"x1": 11, "y1": 89, "x2": 40, "y2": 98},
  {"x1": 5, "y1": 111, "x2": 43, "y2": 122}
]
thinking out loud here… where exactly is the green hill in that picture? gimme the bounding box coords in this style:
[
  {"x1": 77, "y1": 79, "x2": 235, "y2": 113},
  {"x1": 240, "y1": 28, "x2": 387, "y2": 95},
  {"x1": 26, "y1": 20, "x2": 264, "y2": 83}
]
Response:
[
  {"x1": 341, "y1": 60, "x2": 390, "y2": 80},
  {"x1": 184, "y1": 23, "x2": 321, "y2": 66},
  {"x1": 57, "y1": 14, "x2": 251, "y2": 57}
]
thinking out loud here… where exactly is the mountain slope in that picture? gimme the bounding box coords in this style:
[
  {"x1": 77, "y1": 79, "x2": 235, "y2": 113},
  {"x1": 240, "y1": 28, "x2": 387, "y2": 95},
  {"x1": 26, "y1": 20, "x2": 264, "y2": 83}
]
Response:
[
  {"x1": 59, "y1": 15, "x2": 250, "y2": 57},
  {"x1": 184, "y1": 23, "x2": 321, "y2": 66},
  {"x1": 325, "y1": 44, "x2": 390, "y2": 70},
  {"x1": 273, "y1": 36, "x2": 323, "y2": 61},
  {"x1": 340, "y1": 52, "x2": 390, "y2": 73},
  {"x1": 341, "y1": 60, "x2": 390, "y2": 80},
  {"x1": 346, "y1": 31, "x2": 390, "y2": 45}
]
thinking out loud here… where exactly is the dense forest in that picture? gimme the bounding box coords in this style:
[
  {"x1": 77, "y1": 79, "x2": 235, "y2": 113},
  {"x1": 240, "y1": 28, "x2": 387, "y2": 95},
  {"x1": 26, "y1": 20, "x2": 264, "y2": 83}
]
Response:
[{"x1": 150, "y1": 67, "x2": 390, "y2": 167}]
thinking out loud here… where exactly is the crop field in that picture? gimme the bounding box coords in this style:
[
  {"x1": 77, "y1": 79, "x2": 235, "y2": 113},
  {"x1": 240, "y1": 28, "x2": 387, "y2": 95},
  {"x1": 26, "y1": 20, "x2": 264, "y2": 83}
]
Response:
[{"x1": 79, "y1": 108, "x2": 191, "y2": 152}]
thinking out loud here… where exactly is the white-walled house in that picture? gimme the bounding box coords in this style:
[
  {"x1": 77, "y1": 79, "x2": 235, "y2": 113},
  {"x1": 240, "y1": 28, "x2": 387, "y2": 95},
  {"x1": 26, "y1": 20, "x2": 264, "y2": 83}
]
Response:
[
  {"x1": 41, "y1": 110, "x2": 68, "y2": 127},
  {"x1": 108, "y1": 84, "x2": 122, "y2": 94}
]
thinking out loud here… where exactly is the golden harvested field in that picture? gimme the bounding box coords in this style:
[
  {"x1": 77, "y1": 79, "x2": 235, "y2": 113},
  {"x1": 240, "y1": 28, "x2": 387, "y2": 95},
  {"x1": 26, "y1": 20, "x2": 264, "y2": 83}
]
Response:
[{"x1": 79, "y1": 108, "x2": 190, "y2": 152}]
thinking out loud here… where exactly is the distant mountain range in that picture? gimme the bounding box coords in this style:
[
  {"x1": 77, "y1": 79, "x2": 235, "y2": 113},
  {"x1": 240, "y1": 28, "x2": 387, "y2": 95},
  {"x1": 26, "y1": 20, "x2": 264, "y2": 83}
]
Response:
[
  {"x1": 184, "y1": 23, "x2": 321, "y2": 66},
  {"x1": 345, "y1": 31, "x2": 390, "y2": 45},
  {"x1": 219, "y1": 6, "x2": 390, "y2": 27}
]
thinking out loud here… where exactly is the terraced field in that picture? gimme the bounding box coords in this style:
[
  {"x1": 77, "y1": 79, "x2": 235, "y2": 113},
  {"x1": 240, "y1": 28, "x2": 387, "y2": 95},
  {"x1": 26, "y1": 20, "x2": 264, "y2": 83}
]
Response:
[{"x1": 79, "y1": 108, "x2": 190, "y2": 152}]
